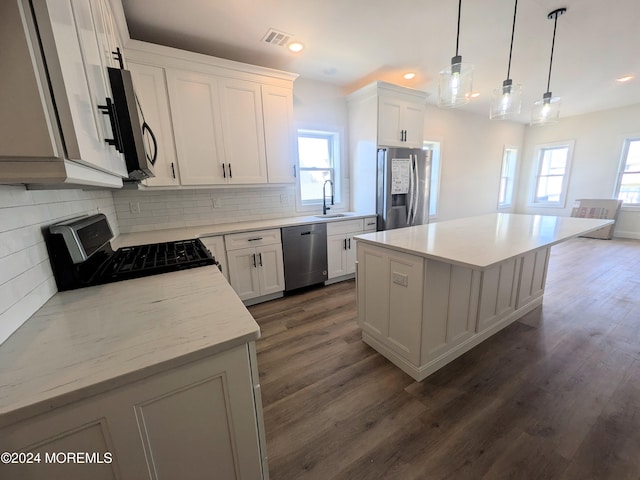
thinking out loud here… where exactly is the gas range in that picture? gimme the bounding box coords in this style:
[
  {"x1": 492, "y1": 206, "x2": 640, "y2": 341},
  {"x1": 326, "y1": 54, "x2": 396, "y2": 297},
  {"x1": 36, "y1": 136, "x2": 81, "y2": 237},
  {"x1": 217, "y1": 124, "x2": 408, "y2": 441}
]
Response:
[{"x1": 46, "y1": 215, "x2": 216, "y2": 291}]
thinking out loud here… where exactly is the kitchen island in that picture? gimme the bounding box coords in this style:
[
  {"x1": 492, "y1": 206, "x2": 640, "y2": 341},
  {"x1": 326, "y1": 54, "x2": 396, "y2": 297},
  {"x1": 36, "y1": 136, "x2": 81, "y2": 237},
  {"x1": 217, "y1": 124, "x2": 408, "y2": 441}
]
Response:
[
  {"x1": 354, "y1": 213, "x2": 614, "y2": 381},
  {"x1": 0, "y1": 266, "x2": 268, "y2": 479}
]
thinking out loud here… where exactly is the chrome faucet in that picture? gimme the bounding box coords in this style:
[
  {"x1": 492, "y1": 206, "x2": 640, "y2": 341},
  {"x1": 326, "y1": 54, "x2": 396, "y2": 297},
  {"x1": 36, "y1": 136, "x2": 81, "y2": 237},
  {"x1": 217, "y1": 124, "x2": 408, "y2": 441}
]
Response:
[{"x1": 322, "y1": 179, "x2": 334, "y2": 215}]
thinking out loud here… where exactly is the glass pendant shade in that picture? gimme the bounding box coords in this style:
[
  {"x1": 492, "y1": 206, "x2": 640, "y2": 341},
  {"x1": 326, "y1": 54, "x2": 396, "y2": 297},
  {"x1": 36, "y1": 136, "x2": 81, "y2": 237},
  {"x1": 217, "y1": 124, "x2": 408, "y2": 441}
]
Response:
[
  {"x1": 490, "y1": 79, "x2": 522, "y2": 120},
  {"x1": 439, "y1": 55, "x2": 473, "y2": 107},
  {"x1": 531, "y1": 8, "x2": 566, "y2": 126},
  {"x1": 531, "y1": 92, "x2": 561, "y2": 126}
]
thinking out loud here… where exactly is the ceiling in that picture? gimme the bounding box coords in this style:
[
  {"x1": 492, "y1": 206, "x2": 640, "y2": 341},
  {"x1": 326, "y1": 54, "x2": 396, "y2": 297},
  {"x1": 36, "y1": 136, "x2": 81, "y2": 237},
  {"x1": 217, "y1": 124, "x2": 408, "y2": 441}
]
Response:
[{"x1": 120, "y1": 0, "x2": 640, "y2": 123}]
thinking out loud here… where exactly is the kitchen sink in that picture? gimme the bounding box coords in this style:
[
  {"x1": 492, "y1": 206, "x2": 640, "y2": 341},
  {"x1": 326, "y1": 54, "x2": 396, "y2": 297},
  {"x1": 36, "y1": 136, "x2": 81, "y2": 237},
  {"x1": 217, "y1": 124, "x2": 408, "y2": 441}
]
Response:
[{"x1": 314, "y1": 213, "x2": 349, "y2": 218}]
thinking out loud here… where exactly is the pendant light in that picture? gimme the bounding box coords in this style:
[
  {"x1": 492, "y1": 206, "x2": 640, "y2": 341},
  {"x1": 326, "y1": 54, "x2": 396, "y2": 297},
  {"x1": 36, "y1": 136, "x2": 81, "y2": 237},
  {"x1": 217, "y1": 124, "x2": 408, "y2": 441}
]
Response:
[
  {"x1": 490, "y1": 0, "x2": 522, "y2": 120},
  {"x1": 438, "y1": 0, "x2": 473, "y2": 107},
  {"x1": 531, "y1": 8, "x2": 567, "y2": 126}
]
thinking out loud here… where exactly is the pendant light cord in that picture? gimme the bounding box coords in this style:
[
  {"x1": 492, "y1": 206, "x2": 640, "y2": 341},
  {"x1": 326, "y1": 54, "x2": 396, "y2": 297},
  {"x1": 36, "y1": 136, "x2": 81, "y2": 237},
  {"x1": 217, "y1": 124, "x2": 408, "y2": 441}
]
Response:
[
  {"x1": 546, "y1": 10, "x2": 560, "y2": 93},
  {"x1": 455, "y1": 0, "x2": 462, "y2": 56},
  {"x1": 506, "y1": 0, "x2": 518, "y2": 80}
]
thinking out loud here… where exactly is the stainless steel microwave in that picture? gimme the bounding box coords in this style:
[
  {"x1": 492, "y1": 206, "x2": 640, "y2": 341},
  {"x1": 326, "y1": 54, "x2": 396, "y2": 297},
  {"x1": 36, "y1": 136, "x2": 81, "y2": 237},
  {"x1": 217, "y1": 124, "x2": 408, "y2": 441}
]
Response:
[{"x1": 106, "y1": 67, "x2": 157, "y2": 181}]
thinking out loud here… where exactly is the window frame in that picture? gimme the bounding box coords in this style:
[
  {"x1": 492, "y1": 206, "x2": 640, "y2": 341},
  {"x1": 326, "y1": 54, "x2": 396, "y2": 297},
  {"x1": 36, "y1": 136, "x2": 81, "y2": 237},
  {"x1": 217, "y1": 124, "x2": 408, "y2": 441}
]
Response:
[
  {"x1": 423, "y1": 140, "x2": 442, "y2": 219},
  {"x1": 529, "y1": 140, "x2": 575, "y2": 208},
  {"x1": 295, "y1": 126, "x2": 344, "y2": 213},
  {"x1": 614, "y1": 136, "x2": 640, "y2": 207},
  {"x1": 498, "y1": 145, "x2": 518, "y2": 209}
]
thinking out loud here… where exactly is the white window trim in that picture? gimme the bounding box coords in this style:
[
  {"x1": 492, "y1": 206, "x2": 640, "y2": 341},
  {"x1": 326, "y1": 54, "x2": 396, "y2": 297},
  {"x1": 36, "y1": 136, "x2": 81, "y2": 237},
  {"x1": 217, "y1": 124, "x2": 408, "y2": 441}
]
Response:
[
  {"x1": 528, "y1": 140, "x2": 575, "y2": 208},
  {"x1": 423, "y1": 140, "x2": 442, "y2": 220},
  {"x1": 498, "y1": 145, "x2": 518, "y2": 210},
  {"x1": 294, "y1": 125, "x2": 347, "y2": 214},
  {"x1": 614, "y1": 134, "x2": 640, "y2": 208}
]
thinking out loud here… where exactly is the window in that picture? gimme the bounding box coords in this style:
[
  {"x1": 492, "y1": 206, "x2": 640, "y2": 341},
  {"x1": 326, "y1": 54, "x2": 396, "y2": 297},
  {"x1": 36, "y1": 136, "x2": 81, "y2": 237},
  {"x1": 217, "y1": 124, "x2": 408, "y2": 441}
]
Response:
[
  {"x1": 615, "y1": 137, "x2": 640, "y2": 205},
  {"x1": 296, "y1": 129, "x2": 341, "y2": 207},
  {"x1": 498, "y1": 147, "x2": 518, "y2": 208},
  {"x1": 423, "y1": 141, "x2": 441, "y2": 217},
  {"x1": 531, "y1": 141, "x2": 574, "y2": 207}
]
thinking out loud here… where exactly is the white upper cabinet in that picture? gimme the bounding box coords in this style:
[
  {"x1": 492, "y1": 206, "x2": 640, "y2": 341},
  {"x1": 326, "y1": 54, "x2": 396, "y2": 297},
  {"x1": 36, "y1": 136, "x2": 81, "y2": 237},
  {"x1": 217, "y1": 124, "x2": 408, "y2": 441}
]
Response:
[
  {"x1": 128, "y1": 62, "x2": 180, "y2": 186},
  {"x1": 217, "y1": 78, "x2": 268, "y2": 184},
  {"x1": 165, "y1": 69, "x2": 226, "y2": 185},
  {"x1": 377, "y1": 92, "x2": 426, "y2": 148},
  {"x1": 348, "y1": 81, "x2": 428, "y2": 212},
  {"x1": 0, "y1": 0, "x2": 127, "y2": 188},
  {"x1": 123, "y1": 41, "x2": 298, "y2": 189},
  {"x1": 262, "y1": 85, "x2": 296, "y2": 184}
]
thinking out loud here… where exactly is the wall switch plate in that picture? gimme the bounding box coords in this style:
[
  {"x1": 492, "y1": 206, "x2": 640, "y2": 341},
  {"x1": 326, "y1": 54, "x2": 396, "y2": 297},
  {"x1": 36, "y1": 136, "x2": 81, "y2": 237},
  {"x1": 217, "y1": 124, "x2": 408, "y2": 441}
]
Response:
[
  {"x1": 129, "y1": 202, "x2": 140, "y2": 214},
  {"x1": 392, "y1": 272, "x2": 408, "y2": 287}
]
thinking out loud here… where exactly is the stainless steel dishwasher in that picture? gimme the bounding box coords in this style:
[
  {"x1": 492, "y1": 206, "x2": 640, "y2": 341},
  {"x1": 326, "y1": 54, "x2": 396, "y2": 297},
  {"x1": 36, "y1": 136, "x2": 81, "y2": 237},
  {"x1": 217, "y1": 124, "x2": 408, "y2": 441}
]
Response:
[{"x1": 281, "y1": 223, "x2": 328, "y2": 291}]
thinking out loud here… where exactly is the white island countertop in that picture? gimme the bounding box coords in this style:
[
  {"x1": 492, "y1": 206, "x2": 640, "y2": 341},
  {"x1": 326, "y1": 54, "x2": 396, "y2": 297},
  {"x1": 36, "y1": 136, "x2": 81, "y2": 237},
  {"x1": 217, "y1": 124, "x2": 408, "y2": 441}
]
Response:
[
  {"x1": 0, "y1": 266, "x2": 258, "y2": 429},
  {"x1": 355, "y1": 213, "x2": 614, "y2": 270}
]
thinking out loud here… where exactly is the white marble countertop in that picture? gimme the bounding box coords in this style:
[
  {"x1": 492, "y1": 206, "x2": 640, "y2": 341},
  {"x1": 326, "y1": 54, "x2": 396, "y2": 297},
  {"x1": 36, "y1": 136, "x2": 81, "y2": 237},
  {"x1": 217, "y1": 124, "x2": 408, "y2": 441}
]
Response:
[
  {"x1": 355, "y1": 213, "x2": 614, "y2": 269},
  {"x1": 0, "y1": 266, "x2": 258, "y2": 428},
  {"x1": 112, "y1": 212, "x2": 376, "y2": 248}
]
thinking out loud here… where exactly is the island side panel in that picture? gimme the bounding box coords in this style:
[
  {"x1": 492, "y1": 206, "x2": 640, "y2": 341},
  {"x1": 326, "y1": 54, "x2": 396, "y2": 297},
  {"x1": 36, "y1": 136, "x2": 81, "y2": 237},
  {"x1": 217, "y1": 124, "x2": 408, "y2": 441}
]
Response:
[
  {"x1": 357, "y1": 243, "x2": 424, "y2": 367},
  {"x1": 516, "y1": 247, "x2": 551, "y2": 308},
  {"x1": 421, "y1": 260, "x2": 479, "y2": 363},
  {"x1": 477, "y1": 258, "x2": 520, "y2": 332}
]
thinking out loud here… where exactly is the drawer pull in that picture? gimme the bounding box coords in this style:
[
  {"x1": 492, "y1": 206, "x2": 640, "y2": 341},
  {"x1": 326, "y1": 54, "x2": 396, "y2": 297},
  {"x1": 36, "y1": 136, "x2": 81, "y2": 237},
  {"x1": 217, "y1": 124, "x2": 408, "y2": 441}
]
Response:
[
  {"x1": 247, "y1": 237, "x2": 263, "y2": 242},
  {"x1": 300, "y1": 231, "x2": 311, "y2": 236}
]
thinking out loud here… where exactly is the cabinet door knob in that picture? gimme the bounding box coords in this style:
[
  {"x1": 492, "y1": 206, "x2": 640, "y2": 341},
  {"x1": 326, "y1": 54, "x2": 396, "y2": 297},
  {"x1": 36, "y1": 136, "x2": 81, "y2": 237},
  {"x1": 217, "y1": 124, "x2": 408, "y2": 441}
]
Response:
[
  {"x1": 252, "y1": 253, "x2": 257, "y2": 268},
  {"x1": 171, "y1": 162, "x2": 176, "y2": 179},
  {"x1": 348, "y1": 238, "x2": 351, "y2": 249},
  {"x1": 222, "y1": 163, "x2": 226, "y2": 178},
  {"x1": 258, "y1": 252, "x2": 263, "y2": 267},
  {"x1": 343, "y1": 239, "x2": 347, "y2": 250},
  {"x1": 228, "y1": 163, "x2": 233, "y2": 178}
]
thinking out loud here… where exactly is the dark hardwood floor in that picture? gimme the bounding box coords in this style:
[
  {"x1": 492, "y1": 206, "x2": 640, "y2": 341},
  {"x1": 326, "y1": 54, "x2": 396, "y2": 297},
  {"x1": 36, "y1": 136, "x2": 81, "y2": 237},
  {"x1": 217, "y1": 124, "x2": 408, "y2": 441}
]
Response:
[{"x1": 248, "y1": 237, "x2": 640, "y2": 480}]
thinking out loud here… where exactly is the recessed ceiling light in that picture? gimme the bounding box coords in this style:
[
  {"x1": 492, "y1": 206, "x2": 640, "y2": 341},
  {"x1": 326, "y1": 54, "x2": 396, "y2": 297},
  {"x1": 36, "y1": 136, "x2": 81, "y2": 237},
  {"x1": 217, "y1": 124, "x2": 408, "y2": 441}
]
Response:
[
  {"x1": 288, "y1": 42, "x2": 304, "y2": 53},
  {"x1": 403, "y1": 72, "x2": 416, "y2": 80},
  {"x1": 616, "y1": 75, "x2": 634, "y2": 83}
]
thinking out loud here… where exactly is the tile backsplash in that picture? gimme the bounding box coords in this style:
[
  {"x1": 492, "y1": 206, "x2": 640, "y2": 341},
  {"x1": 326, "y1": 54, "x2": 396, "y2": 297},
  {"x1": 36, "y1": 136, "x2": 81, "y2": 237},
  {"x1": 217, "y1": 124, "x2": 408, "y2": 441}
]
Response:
[
  {"x1": 113, "y1": 186, "x2": 299, "y2": 233},
  {"x1": 0, "y1": 186, "x2": 118, "y2": 344}
]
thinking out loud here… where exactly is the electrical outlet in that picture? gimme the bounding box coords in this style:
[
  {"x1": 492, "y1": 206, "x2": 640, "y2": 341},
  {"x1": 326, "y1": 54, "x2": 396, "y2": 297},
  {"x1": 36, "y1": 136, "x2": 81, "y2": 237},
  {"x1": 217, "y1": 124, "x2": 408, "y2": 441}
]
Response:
[
  {"x1": 129, "y1": 202, "x2": 140, "y2": 214},
  {"x1": 280, "y1": 194, "x2": 289, "y2": 205},
  {"x1": 392, "y1": 272, "x2": 409, "y2": 287},
  {"x1": 212, "y1": 198, "x2": 221, "y2": 209}
]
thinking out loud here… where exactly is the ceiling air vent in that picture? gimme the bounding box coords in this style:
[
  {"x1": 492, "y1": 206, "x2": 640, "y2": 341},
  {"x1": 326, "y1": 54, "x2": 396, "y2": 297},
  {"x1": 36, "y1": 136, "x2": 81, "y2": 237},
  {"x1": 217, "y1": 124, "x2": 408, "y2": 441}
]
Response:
[{"x1": 263, "y1": 28, "x2": 292, "y2": 47}]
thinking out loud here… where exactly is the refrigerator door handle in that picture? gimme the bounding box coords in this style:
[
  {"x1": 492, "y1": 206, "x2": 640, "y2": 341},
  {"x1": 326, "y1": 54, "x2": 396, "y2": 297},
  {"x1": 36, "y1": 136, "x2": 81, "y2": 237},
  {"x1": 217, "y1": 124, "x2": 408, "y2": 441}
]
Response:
[
  {"x1": 411, "y1": 155, "x2": 419, "y2": 225},
  {"x1": 407, "y1": 154, "x2": 415, "y2": 225}
]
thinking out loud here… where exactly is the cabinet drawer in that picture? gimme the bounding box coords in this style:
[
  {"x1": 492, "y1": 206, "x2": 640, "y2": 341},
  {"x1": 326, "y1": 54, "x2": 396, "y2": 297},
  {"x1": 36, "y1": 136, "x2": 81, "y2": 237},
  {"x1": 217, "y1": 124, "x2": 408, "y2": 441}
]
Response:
[
  {"x1": 225, "y1": 229, "x2": 281, "y2": 250},
  {"x1": 363, "y1": 216, "x2": 378, "y2": 232},
  {"x1": 327, "y1": 219, "x2": 364, "y2": 236}
]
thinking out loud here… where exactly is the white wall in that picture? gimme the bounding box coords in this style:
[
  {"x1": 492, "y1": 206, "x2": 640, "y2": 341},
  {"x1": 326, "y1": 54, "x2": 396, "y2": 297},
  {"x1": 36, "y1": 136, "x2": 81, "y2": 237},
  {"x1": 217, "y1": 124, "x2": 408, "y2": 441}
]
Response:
[
  {"x1": 516, "y1": 103, "x2": 640, "y2": 238},
  {"x1": 293, "y1": 78, "x2": 349, "y2": 127},
  {"x1": 0, "y1": 186, "x2": 118, "y2": 344},
  {"x1": 424, "y1": 105, "x2": 526, "y2": 221}
]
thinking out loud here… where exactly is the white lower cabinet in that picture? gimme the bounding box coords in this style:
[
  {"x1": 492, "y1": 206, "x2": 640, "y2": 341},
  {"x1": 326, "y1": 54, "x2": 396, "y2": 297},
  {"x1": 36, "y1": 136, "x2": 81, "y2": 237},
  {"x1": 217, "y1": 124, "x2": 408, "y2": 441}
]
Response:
[
  {"x1": 225, "y1": 229, "x2": 285, "y2": 303},
  {"x1": 0, "y1": 343, "x2": 268, "y2": 480},
  {"x1": 326, "y1": 219, "x2": 367, "y2": 279}
]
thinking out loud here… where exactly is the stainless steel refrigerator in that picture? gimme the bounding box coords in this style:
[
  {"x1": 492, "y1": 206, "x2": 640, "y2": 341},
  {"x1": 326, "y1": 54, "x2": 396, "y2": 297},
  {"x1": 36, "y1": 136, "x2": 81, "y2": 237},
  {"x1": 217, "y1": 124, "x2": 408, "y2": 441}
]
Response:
[{"x1": 377, "y1": 147, "x2": 431, "y2": 230}]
